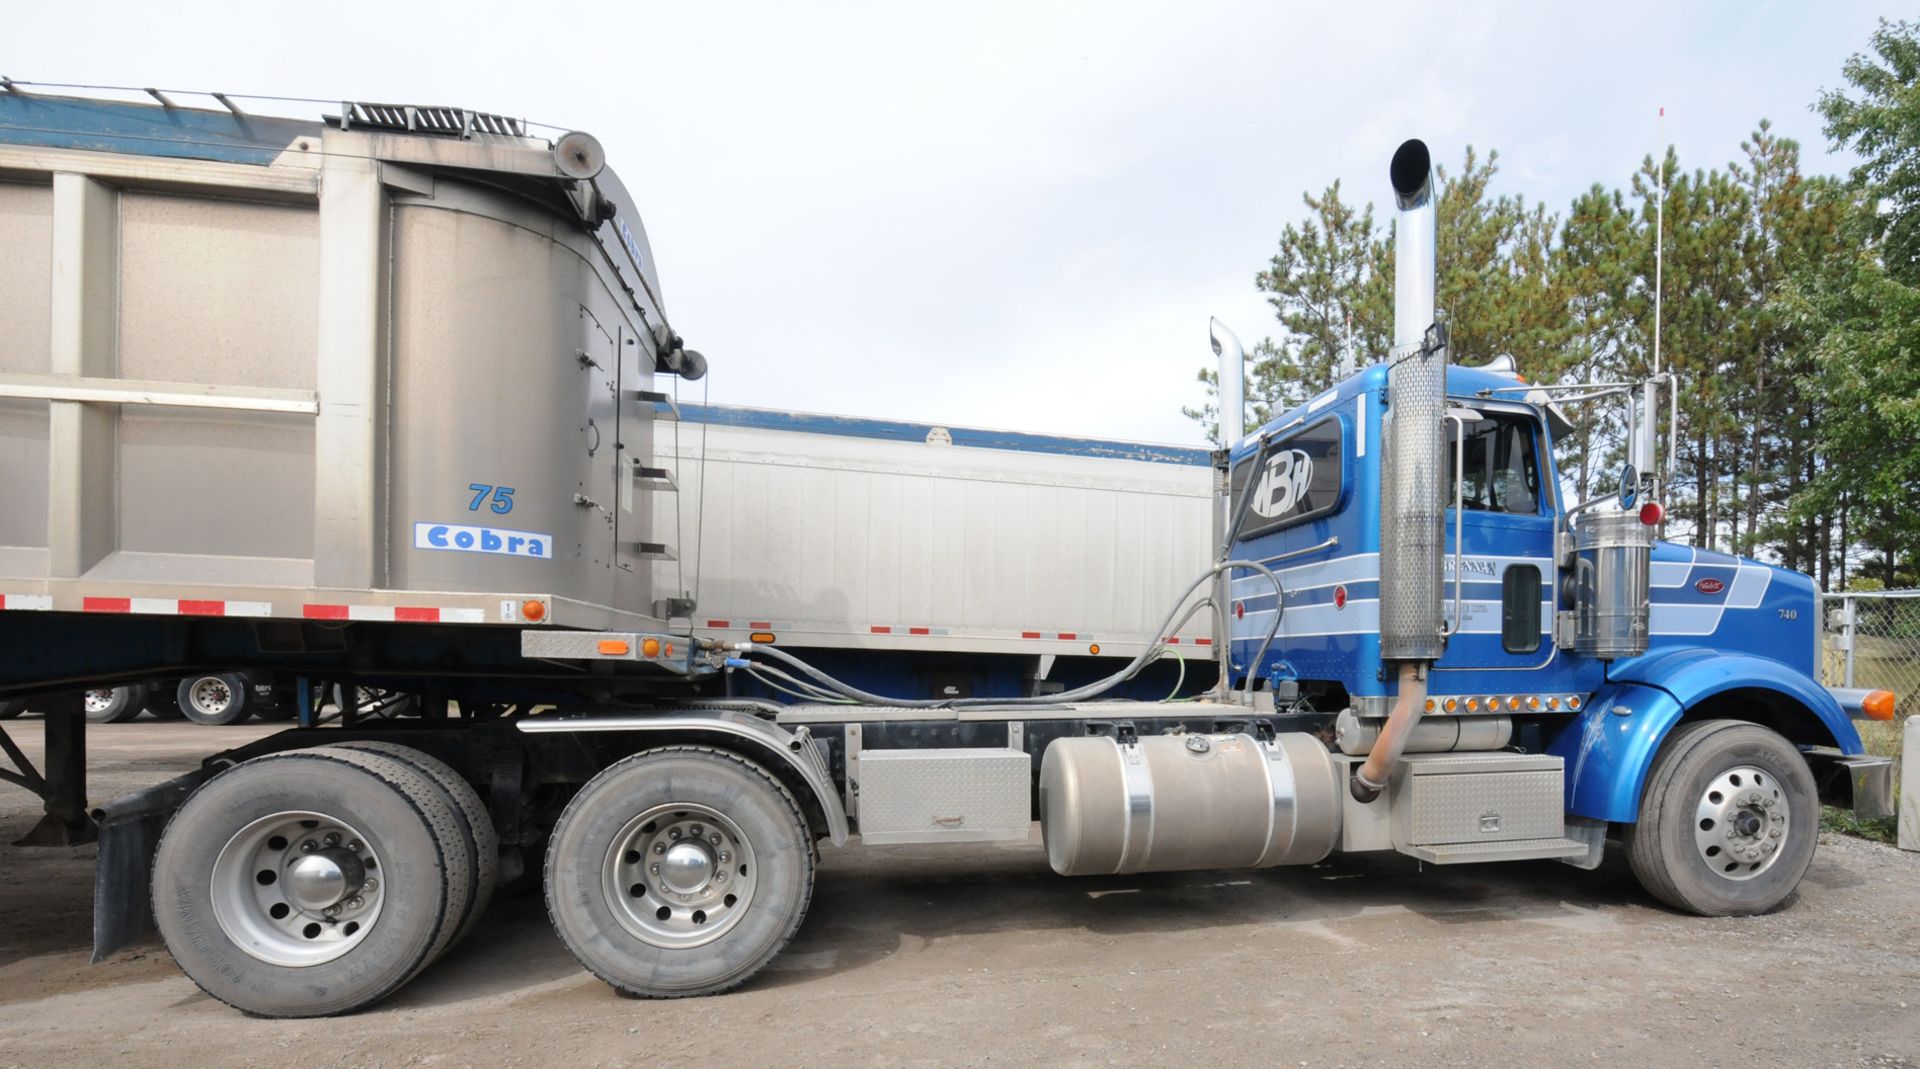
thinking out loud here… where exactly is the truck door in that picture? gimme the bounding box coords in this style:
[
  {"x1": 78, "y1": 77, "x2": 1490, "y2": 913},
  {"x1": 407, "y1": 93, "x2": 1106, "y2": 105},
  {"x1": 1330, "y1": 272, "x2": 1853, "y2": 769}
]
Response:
[{"x1": 1433, "y1": 409, "x2": 1557, "y2": 673}]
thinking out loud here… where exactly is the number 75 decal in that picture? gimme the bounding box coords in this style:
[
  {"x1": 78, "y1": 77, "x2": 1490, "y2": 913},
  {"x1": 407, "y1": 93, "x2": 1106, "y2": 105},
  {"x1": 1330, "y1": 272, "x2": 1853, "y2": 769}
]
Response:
[{"x1": 467, "y1": 483, "x2": 516, "y2": 514}]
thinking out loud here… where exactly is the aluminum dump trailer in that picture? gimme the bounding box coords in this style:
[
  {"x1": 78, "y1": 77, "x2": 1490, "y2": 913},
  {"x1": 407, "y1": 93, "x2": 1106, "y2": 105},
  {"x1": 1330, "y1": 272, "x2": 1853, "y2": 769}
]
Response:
[
  {"x1": 0, "y1": 90, "x2": 693, "y2": 676},
  {"x1": 657, "y1": 404, "x2": 1215, "y2": 658}
]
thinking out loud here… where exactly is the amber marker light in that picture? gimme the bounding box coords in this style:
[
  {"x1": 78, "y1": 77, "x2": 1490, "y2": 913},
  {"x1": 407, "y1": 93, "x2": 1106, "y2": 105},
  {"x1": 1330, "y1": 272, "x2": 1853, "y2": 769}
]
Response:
[
  {"x1": 1089, "y1": 643, "x2": 1101, "y2": 655},
  {"x1": 597, "y1": 639, "x2": 630, "y2": 656},
  {"x1": 1506, "y1": 696, "x2": 1521, "y2": 711},
  {"x1": 1527, "y1": 696, "x2": 1542, "y2": 711},
  {"x1": 640, "y1": 637, "x2": 661, "y2": 658},
  {"x1": 1547, "y1": 697, "x2": 1561, "y2": 710},
  {"x1": 1444, "y1": 697, "x2": 1459, "y2": 713},
  {"x1": 1568, "y1": 696, "x2": 1583, "y2": 710},
  {"x1": 1466, "y1": 697, "x2": 1481, "y2": 712},
  {"x1": 1862, "y1": 690, "x2": 1896, "y2": 721},
  {"x1": 750, "y1": 632, "x2": 777, "y2": 645},
  {"x1": 520, "y1": 599, "x2": 547, "y2": 622}
]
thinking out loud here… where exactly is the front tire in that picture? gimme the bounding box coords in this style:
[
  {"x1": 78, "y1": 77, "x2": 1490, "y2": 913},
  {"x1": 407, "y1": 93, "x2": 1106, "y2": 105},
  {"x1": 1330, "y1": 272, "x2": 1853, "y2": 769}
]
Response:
[
  {"x1": 1625, "y1": 720, "x2": 1818, "y2": 916},
  {"x1": 177, "y1": 674, "x2": 251, "y2": 726},
  {"x1": 545, "y1": 747, "x2": 815, "y2": 998}
]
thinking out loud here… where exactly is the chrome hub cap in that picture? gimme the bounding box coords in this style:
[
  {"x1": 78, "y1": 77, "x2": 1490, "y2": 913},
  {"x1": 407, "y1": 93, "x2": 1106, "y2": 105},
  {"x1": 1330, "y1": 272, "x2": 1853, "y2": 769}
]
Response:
[
  {"x1": 1693, "y1": 766, "x2": 1789, "y2": 880},
  {"x1": 285, "y1": 848, "x2": 367, "y2": 911},
  {"x1": 211, "y1": 811, "x2": 384, "y2": 966},
  {"x1": 603, "y1": 803, "x2": 757, "y2": 949}
]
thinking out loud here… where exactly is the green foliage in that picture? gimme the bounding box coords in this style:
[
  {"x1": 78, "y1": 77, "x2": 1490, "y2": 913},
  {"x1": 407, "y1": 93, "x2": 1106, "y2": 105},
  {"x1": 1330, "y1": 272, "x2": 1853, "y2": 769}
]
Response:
[{"x1": 1188, "y1": 19, "x2": 1920, "y2": 587}]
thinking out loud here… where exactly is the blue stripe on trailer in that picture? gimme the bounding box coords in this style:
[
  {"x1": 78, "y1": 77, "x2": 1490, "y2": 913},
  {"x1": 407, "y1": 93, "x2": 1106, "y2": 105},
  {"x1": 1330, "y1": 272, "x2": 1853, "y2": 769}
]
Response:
[
  {"x1": 679, "y1": 403, "x2": 1213, "y2": 466},
  {"x1": 0, "y1": 92, "x2": 318, "y2": 166}
]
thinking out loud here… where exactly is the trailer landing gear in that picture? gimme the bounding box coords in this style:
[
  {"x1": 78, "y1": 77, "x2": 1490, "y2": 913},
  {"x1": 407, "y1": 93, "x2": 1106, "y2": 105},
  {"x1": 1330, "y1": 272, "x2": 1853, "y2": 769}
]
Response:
[{"x1": 1, "y1": 697, "x2": 95, "y2": 846}]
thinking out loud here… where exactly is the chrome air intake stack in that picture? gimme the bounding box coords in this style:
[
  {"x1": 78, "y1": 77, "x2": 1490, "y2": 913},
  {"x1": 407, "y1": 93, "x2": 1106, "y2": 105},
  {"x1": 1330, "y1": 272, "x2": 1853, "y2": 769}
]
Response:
[
  {"x1": 1378, "y1": 139, "x2": 1448, "y2": 663},
  {"x1": 1354, "y1": 138, "x2": 1448, "y2": 803}
]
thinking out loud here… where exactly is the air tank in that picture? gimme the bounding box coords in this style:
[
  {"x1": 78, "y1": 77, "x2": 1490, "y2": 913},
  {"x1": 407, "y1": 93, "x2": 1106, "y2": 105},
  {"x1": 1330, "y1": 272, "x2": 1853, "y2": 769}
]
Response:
[
  {"x1": 1573, "y1": 509, "x2": 1652, "y2": 658},
  {"x1": 1038, "y1": 732, "x2": 1342, "y2": 876}
]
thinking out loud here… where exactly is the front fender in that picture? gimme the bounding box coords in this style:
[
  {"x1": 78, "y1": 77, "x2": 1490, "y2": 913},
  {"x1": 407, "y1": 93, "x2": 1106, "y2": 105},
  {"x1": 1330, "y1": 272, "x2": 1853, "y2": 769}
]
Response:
[
  {"x1": 1546, "y1": 683, "x2": 1686, "y2": 823},
  {"x1": 1547, "y1": 651, "x2": 1861, "y2": 824}
]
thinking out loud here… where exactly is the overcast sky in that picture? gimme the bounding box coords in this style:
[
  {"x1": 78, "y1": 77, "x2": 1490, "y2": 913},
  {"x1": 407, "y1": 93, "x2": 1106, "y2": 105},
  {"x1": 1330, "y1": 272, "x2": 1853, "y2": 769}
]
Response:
[{"x1": 12, "y1": 1, "x2": 1890, "y2": 444}]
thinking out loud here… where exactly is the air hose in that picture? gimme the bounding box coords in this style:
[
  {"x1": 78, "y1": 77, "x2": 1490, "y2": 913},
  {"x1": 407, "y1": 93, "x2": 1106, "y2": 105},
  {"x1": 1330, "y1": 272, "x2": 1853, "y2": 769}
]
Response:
[{"x1": 729, "y1": 558, "x2": 1286, "y2": 708}]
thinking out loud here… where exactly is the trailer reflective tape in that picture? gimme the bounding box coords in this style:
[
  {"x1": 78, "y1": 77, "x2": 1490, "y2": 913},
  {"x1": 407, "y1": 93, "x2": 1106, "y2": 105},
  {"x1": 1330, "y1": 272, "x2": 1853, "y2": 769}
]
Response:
[
  {"x1": 83, "y1": 597, "x2": 132, "y2": 613},
  {"x1": 909, "y1": 626, "x2": 930, "y2": 635},
  {"x1": 178, "y1": 599, "x2": 226, "y2": 616},
  {"x1": 706, "y1": 619, "x2": 730, "y2": 628},
  {"x1": 870, "y1": 625, "x2": 892, "y2": 634},
  {"x1": 1195, "y1": 638, "x2": 1213, "y2": 646},
  {"x1": 1022, "y1": 631, "x2": 1042, "y2": 639},
  {"x1": 750, "y1": 621, "x2": 773, "y2": 630},
  {"x1": 303, "y1": 604, "x2": 350, "y2": 620},
  {"x1": 1058, "y1": 632, "x2": 1077, "y2": 641},
  {"x1": 395, "y1": 606, "x2": 440, "y2": 622},
  {"x1": 0, "y1": 594, "x2": 53, "y2": 611}
]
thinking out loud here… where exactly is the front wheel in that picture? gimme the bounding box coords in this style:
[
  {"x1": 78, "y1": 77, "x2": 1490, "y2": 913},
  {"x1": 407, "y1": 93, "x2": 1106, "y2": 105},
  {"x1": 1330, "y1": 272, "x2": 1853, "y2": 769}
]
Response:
[
  {"x1": 545, "y1": 747, "x2": 815, "y2": 998},
  {"x1": 1625, "y1": 720, "x2": 1819, "y2": 916}
]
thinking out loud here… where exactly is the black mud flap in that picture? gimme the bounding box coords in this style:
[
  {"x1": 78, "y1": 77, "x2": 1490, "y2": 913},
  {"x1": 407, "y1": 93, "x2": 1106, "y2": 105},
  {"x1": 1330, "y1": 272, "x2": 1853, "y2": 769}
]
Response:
[{"x1": 90, "y1": 766, "x2": 217, "y2": 963}]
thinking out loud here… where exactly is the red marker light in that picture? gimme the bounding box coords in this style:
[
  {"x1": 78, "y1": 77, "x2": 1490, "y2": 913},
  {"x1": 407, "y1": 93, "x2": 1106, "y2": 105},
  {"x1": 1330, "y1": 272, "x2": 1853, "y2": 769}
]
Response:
[
  {"x1": 1639, "y1": 501, "x2": 1664, "y2": 526},
  {"x1": 1333, "y1": 584, "x2": 1348, "y2": 609}
]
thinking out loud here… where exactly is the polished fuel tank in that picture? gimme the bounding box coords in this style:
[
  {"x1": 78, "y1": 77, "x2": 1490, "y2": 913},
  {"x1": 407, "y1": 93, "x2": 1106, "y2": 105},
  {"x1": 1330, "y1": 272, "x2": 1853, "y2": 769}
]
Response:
[{"x1": 1038, "y1": 732, "x2": 1342, "y2": 877}]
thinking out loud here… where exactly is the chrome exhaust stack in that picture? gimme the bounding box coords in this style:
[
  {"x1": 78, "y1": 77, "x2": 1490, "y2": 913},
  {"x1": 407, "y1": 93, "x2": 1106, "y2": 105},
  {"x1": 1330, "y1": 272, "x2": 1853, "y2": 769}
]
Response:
[{"x1": 1355, "y1": 138, "x2": 1449, "y2": 802}]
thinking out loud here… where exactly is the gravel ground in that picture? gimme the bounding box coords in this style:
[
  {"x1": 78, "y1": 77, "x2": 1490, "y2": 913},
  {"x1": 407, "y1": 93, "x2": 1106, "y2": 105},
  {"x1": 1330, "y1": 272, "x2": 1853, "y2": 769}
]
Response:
[{"x1": 1, "y1": 718, "x2": 1916, "y2": 1069}]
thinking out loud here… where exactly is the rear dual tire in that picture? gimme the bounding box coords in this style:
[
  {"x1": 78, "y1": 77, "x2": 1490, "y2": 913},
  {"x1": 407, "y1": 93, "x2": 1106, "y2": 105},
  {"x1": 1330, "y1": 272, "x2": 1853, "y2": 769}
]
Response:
[
  {"x1": 177, "y1": 674, "x2": 251, "y2": 726},
  {"x1": 544, "y1": 747, "x2": 815, "y2": 999},
  {"x1": 84, "y1": 684, "x2": 149, "y2": 724},
  {"x1": 153, "y1": 743, "x2": 493, "y2": 1017}
]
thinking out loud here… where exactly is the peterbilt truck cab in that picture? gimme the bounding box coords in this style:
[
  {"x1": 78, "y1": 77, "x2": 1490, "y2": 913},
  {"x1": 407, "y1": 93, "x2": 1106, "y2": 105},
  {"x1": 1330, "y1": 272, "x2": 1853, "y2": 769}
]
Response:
[{"x1": 1218, "y1": 310, "x2": 1889, "y2": 911}]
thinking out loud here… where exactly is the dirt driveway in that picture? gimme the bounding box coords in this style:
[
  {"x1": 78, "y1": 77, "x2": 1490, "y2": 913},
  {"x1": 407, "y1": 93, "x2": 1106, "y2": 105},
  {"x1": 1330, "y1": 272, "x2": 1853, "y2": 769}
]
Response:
[{"x1": 1, "y1": 718, "x2": 1916, "y2": 1068}]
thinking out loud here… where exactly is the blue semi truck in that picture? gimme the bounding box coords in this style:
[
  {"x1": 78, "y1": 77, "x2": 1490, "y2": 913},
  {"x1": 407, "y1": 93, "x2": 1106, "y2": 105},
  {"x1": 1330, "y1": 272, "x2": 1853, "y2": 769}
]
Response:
[{"x1": 0, "y1": 89, "x2": 1896, "y2": 1018}]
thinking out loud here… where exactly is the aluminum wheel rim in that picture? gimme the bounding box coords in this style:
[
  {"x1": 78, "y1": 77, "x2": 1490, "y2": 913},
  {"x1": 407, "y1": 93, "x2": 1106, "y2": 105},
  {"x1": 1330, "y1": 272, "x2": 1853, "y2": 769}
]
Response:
[
  {"x1": 84, "y1": 689, "x2": 114, "y2": 714},
  {"x1": 211, "y1": 810, "x2": 386, "y2": 966},
  {"x1": 602, "y1": 803, "x2": 757, "y2": 950},
  {"x1": 189, "y1": 677, "x2": 233, "y2": 716},
  {"x1": 1693, "y1": 765, "x2": 1789, "y2": 881}
]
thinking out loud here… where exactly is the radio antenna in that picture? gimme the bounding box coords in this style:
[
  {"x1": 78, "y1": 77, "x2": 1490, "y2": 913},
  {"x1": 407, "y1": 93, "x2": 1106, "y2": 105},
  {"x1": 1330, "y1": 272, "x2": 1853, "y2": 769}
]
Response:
[{"x1": 1652, "y1": 106, "x2": 1665, "y2": 380}]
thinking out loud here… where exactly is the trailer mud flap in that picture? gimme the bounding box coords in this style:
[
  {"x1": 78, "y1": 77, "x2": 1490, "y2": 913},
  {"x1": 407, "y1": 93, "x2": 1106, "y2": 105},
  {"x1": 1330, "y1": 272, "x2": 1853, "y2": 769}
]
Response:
[{"x1": 90, "y1": 766, "x2": 216, "y2": 963}]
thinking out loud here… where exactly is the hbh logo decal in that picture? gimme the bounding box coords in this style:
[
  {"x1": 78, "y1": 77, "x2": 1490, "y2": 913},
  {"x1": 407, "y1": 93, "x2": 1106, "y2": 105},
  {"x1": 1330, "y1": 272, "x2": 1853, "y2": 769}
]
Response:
[
  {"x1": 1695, "y1": 577, "x2": 1725, "y2": 595},
  {"x1": 414, "y1": 522, "x2": 552, "y2": 560},
  {"x1": 1252, "y1": 449, "x2": 1314, "y2": 518}
]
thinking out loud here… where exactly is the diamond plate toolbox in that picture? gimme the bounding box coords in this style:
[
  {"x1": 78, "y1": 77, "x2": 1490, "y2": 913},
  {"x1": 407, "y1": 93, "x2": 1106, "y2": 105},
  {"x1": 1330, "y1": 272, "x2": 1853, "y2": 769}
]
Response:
[
  {"x1": 1388, "y1": 751, "x2": 1565, "y2": 847},
  {"x1": 856, "y1": 748, "x2": 1032, "y2": 845}
]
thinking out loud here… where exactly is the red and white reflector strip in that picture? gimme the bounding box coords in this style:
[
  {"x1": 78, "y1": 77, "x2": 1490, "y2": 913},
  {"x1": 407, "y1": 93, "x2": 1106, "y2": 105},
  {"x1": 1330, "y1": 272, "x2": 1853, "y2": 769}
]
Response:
[
  {"x1": 83, "y1": 597, "x2": 273, "y2": 617},
  {"x1": 0, "y1": 594, "x2": 53, "y2": 611},
  {"x1": 303, "y1": 604, "x2": 486, "y2": 623}
]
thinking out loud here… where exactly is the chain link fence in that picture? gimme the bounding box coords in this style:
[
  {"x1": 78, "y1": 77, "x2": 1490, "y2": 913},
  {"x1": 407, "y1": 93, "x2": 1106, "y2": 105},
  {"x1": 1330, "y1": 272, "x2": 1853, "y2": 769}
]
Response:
[
  {"x1": 1821, "y1": 590, "x2": 1920, "y2": 760},
  {"x1": 1822, "y1": 591, "x2": 1920, "y2": 708}
]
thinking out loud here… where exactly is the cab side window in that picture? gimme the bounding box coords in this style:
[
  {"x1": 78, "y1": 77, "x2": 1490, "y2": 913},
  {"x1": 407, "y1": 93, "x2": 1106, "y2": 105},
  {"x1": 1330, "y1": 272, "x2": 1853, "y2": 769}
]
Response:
[{"x1": 1446, "y1": 416, "x2": 1541, "y2": 514}]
